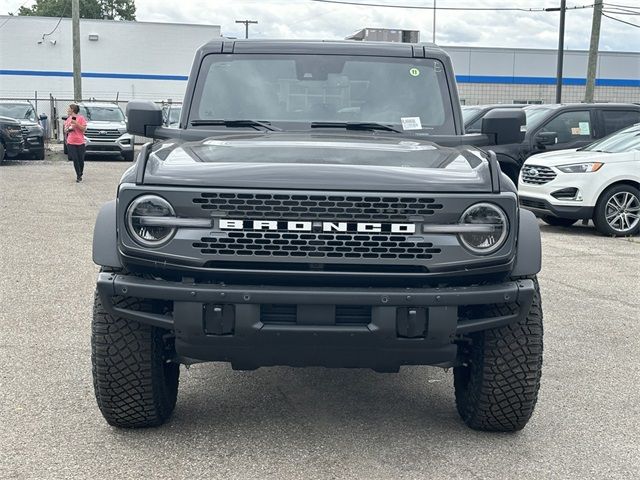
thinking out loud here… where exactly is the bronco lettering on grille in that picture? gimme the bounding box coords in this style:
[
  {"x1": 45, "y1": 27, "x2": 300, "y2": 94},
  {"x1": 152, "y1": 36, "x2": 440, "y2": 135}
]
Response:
[{"x1": 219, "y1": 219, "x2": 416, "y2": 234}]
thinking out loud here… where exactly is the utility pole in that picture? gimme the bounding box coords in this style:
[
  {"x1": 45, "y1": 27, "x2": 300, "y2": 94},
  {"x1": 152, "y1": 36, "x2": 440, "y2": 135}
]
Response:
[
  {"x1": 584, "y1": 0, "x2": 603, "y2": 103},
  {"x1": 548, "y1": 0, "x2": 567, "y2": 104},
  {"x1": 72, "y1": 0, "x2": 82, "y2": 101},
  {"x1": 235, "y1": 20, "x2": 258, "y2": 39},
  {"x1": 432, "y1": 0, "x2": 436, "y2": 44}
]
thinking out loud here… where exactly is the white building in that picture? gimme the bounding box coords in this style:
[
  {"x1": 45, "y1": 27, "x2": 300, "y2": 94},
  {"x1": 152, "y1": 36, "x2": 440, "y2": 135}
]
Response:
[{"x1": 0, "y1": 15, "x2": 220, "y2": 116}]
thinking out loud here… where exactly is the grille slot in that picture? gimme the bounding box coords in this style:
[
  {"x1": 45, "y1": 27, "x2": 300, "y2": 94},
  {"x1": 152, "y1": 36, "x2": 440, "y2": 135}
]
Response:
[
  {"x1": 193, "y1": 193, "x2": 443, "y2": 221},
  {"x1": 20, "y1": 126, "x2": 29, "y2": 136},
  {"x1": 260, "y1": 304, "x2": 372, "y2": 325},
  {"x1": 194, "y1": 232, "x2": 441, "y2": 260},
  {"x1": 520, "y1": 198, "x2": 547, "y2": 210},
  {"x1": 521, "y1": 165, "x2": 557, "y2": 185}
]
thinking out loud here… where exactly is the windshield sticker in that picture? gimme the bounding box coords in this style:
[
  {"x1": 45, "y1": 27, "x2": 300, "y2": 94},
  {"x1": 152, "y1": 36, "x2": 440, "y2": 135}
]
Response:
[
  {"x1": 579, "y1": 122, "x2": 590, "y2": 135},
  {"x1": 401, "y1": 117, "x2": 422, "y2": 131},
  {"x1": 409, "y1": 67, "x2": 420, "y2": 77}
]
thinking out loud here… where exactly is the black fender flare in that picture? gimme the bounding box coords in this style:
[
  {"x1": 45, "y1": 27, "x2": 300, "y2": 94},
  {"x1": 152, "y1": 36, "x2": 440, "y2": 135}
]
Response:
[
  {"x1": 511, "y1": 208, "x2": 542, "y2": 277},
  {"x1": 93, "y1": 200, "x2": 122, "y2": 269}
]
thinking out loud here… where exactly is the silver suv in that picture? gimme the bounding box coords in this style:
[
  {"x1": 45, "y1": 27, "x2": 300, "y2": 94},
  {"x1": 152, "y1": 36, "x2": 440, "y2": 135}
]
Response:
[{"x1": 64, "y1": 102, "x2": 134, "y2": 161}]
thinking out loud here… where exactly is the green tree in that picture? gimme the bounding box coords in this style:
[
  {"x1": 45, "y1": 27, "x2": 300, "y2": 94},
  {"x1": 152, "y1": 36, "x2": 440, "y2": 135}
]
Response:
[
  {"x1": 99, "y1": 1, "x2": 136, "y2": 21},
  {"x1": 18, "y1": 0, "x2": 135, "y2": 20}
]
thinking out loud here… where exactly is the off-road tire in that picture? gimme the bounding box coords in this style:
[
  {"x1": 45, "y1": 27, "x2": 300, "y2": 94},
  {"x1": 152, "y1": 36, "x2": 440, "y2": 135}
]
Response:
[
  {"x1": 454, "y1": 276, "x2": 543, "y2": 432},
  {"x1": 593, "y1": 184, "x2": 640, "y2": 237},
  {"x1": 92, "y1": 291, "x2": 179, "y2": 428},
  {"x1": 541, "y1": 216, "x2": 577, "y2": 227}
]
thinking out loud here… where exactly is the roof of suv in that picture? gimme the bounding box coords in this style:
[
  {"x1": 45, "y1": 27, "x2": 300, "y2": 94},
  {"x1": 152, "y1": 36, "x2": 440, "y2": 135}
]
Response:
[
  {"x1": 524, "y1": 103, "x2": 640, "y2": 110},
  {"x1": 199, "y1": 38, "x2": 449, "y2": 58}
]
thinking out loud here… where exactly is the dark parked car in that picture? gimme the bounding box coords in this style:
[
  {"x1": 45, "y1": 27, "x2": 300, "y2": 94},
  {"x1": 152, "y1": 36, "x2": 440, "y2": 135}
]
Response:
[
  {"x1": 462, "y1": 104, "x2": 524, "y2": 133},
  {"x1": 0, "y1": 115, "x2": 24, "y2": 161},
  {"x1": 492, "y1": 103, "x2": 640, "y2": 183},
  {"x1": 0, "y1": 101, "x2": 45, "y2": 160},
  {"x1": 92, "y1": 39, "x2": 543, "y2": 432}
]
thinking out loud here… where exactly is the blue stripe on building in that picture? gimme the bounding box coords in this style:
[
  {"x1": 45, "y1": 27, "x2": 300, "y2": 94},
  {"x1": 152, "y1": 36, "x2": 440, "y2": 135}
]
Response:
[{"x1": 0, "y1": 69, "x2": 637, "y2": 87}]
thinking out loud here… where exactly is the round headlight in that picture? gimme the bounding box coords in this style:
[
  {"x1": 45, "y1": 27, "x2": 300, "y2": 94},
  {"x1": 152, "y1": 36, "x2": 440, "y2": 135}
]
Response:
[
  {"x1": 458, "y1": 203, "x2": 508, "y2": 255},
  {"x1": 126, "y1": 195, "x2": 176, "y2": 247}
]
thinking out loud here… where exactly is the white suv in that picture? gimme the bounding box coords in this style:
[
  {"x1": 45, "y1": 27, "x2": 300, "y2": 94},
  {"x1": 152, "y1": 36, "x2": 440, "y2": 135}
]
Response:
[{"x1": 519, "y1": 124, "x2": 640, "y2": 236}]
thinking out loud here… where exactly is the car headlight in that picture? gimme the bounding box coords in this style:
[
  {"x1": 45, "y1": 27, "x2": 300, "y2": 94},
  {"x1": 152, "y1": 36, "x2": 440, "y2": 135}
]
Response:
[
  {"x1": 4, "y1": 125, "x2": 22, "y2": 137},
  {"x1": 557, "y1": 162, "x2": 603, "y2": 173},
  {"x1": 126, "y1": 195, "x2": 176, "y2": 247},
  {"x1": 118, "y1": 127, "x2": 127, "y2": 134},
  {"x1": 458, "y1": 203, "x2": 509, "y2": 255}
]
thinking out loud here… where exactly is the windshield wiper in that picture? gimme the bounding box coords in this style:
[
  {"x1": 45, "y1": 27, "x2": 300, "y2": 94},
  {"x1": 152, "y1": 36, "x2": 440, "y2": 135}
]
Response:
[
  {"x1": 190, "y1": 119, "x2": 281, "y2": 131},
  {"x1": 311, "y1": 122, "x2": 402, "y2": 133}
]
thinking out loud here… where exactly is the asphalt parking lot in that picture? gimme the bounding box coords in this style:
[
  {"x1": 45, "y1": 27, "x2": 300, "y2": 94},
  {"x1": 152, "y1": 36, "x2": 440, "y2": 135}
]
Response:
[{"x1": 1, "y1": 150, "x2": 639, "y2": 480}]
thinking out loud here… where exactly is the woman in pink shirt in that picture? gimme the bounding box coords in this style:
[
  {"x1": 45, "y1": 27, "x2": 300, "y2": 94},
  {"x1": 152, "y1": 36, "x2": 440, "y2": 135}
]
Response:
[{"x1": 63, "y1": 103, "x2": 87, "y2": 182}]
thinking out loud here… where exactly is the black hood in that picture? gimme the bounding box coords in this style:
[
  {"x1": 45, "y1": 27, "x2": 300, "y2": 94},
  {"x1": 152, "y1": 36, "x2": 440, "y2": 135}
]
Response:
[{"x1": 142, "y1": 132, "x2": 493, "y2": 192}]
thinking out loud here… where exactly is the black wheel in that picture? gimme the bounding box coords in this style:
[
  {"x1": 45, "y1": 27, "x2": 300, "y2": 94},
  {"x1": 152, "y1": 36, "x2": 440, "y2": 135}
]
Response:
[
  {"x1": 541, "y1": 216, "x2": 577, "y2": 227},
  {"x1": 122, "y1": 150, "x2": 134, "y2": 162},
  {"x1": 92, "y1": 291, "x2": 179, "y2": 428},
  {"x1": 593, "y1": 184, "x2": 640, "y2": 236},
  {"x1": 0, "y1": 143, "x2": 5, "y2": 162},
  {"x1": 454, "y1": 277, "x2": 543, "y2": 432}
]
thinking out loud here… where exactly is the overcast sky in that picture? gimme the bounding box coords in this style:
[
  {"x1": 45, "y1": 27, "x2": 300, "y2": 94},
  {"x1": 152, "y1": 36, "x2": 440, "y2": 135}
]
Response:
[{"x1": 3, "y1": 0, "x2": 639, "y2": 51}]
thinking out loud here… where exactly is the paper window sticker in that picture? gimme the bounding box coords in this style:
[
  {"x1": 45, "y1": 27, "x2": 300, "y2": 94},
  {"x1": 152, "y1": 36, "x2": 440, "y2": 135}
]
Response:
[
  {"x1": 571, "y1": 127, "x2": 581, "y2": 135},
  {"x1": 578, "y1": 122, "x2": 590, "y2": 135},
  {"x1": 401, "y1": 117, "x2": 422, "y2": 130}
]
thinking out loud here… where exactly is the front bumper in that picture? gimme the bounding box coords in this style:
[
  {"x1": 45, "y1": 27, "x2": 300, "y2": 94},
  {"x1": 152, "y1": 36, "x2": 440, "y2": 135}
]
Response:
[
  {"x1": 85, "y1": 134, "x2": 133, "y2": 154},
  {"x1": 20, "y1": 135, "x2": 44, "y2": 154},
  {"x1": 518, "y1": 169, "x2": 599, "y2": 219},
  {"x1": 97, "y1": 272, "x2": 535, "y2": 370},
  {"x1": 519, "y1": 196, "x2": 594, "y2": 220}
]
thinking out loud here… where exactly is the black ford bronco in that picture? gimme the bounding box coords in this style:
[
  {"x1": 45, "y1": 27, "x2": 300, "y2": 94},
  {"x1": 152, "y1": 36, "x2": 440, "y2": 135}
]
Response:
[{"x1": 92, "y1": 40, "x2": 543, "y2": 432}]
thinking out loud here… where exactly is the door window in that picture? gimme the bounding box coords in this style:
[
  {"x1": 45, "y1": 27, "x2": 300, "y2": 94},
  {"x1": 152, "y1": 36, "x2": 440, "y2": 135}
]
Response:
[
  {"x1": 601, "y1": 110, "x2": 640, "y2": 136},
  {"x1": 539, "y1": 110, "x2": 593, "y2": 144}
]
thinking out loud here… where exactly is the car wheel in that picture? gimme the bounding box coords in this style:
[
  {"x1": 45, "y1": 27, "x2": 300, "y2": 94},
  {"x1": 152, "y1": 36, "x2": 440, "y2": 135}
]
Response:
[
  {"x1": 33, "y1": 149, "x2": 45, "y2": 160},
  {"x1": 454, "y1": 276, "x2": 543, "y2": 431},
  {"x1": 593, "y1": 184, "x2": 640, "y2": 236},
  {"x1": 0, "y1": 143, "x2": 5, "y2": 162},
  {"x1": 92, "y1": 290, "x2": 179, "y2": 428},
  {"x1": 123, "y1": 150, "x2": 134, "y2": 162},
  {"x1": 541, "y1": 216, "x2": 577, "y2": 227}
]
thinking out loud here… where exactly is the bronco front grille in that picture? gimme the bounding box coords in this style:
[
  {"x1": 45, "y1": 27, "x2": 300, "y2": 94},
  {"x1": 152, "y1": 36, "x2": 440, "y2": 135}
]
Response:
[
  {"x1": 193, "y1": 232, "x2": 441, "y2": 260},
  {"x1": 521, "y1": 165, "x2": 556, "y2": 185},
  {"x1": 193, "y1": 193, "x2": 443, "y2": 221}
]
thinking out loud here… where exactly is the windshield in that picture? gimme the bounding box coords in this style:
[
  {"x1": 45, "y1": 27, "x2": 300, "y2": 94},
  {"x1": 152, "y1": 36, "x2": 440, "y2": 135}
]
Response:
[
  {"x1": 191, "y1": 54, "x2": 455, "y2": 134},
  {"x1": 79, "y1": 105, "x2": 125, "y2": 122},
  {"x1": 583, "y1": 125, "x2": 640, "y2": 153},
  {"x1": 524, "y1": 106, "x2": 556, "y2": 129},
  {"x1": 0, "y1": 103, "x2": 37, "y2": 122},
  {"x1": 461, "y1": 106, "x2": 482, "y2": 123}
]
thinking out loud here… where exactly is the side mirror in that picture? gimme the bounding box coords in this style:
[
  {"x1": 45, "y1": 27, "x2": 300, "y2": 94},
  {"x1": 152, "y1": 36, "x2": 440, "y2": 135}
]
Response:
[
  {"x1": 126, "y1": 100, "x2": 162, "y2": 137},
  {"x1": 481, "y1": 109, "x2": 526, "y2": 145},
  {"x1": 535, "y1": 132, "x2": 557, "y2": 146}
]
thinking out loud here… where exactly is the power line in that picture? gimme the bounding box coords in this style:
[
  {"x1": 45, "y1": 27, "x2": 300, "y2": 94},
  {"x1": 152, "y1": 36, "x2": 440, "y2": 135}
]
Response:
[
  {"x1": 603, "y1": 2, "x2": 640, "y2": 10},
  {"x1": 602, "y1": 12, "x2": 640, "y2": 27},
  {"x1": 0, "y1": 0, "x2": 32, "y2": 30},
  {"x1": 310, "y1": 0, "x2": 595, "y2": 12}
]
